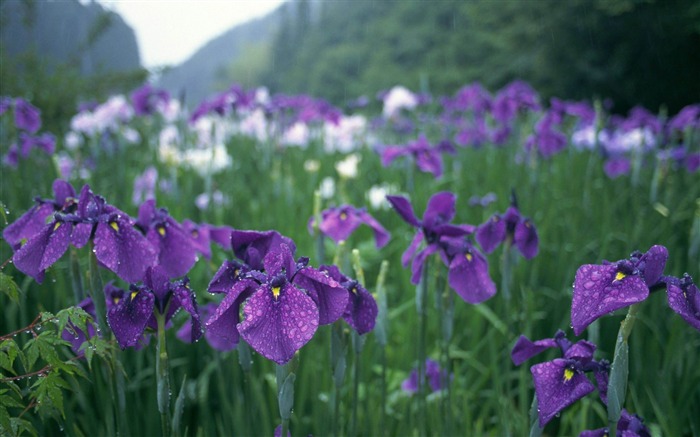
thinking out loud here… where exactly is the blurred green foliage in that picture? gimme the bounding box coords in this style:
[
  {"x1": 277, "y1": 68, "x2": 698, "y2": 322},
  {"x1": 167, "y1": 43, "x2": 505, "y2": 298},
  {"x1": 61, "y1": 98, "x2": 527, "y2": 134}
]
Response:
[{"x1": 259, "y1": 0, "x2": 700, "y2": 113}]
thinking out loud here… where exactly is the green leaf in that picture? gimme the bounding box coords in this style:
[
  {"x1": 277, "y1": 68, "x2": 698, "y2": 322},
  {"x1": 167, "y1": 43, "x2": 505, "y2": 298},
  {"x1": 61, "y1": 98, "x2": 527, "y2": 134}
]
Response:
[
  {"x1": 607, "y1": 337, "x2": 629, "y2": 424},
  {"x1": 0, "y1": 273, "x2": 20, "y2": 304},
  {"x1": 0, "y1": 403, "x2": 12, "y2": 437},
  {"x1": 277, "y1": 372, "x2": 296, "y2": 421},
  {"x1": 172, "y1": 375, "x2": 187, "y2": 437},
  {"x1": 0, "y1": 340, "x2": 20, "y2": 375}
]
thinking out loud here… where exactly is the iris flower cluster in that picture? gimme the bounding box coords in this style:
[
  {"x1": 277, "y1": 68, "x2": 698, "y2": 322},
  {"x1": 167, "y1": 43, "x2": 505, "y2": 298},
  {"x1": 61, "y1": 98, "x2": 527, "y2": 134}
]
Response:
[
  {"x1": 380, "y1": 134, "x2": 457, "y2": 178},
  {"x1": 512, "y1": 330, "x2": 610, "y2": 427},
  {"x1": 308, "y1": 204, "x2": 390, "y2": 248},
  {"x1": 387, "y1": 191, "x2": 496, "y2": 304},
  {"x1": 206, "y1": 229, "x2": 377, "y2": 364}
]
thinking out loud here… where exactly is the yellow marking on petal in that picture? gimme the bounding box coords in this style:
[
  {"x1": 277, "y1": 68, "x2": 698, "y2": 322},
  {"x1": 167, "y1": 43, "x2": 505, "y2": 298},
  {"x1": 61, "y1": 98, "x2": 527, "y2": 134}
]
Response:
[
  {"x1": 564, "y1": 368, "x2": 575, "y2": 382},
  {"x1": 614, "y1": 271, "x2": 626, "y2": 282},
  {"x1": 272, "y1": 286, "x2": 281, "y2": 300},
  {"x1": 130, "y1": 291, "x2": 139, "y2": 300},
  {"x1": 340, "y1": 212, "x2": 348, "y2": 220},
  {"x1": 465, "y1": 253, "x2": 473, "y2": 262},
  {"x1": 157, "y1": 226, "x2": 166, "y2": 237},
  {"x1": 113, "y1": 297, "x2": 121, "y2": 304},
  {"x1": 351, "y1": 285, "x2": 358, "y2": 295},
  {"x1": 110, "y1": 221, "x2": 119, "y2": 232},
  {"x1": 53, "y1": 222, "x2": 61, "y2": 231}
]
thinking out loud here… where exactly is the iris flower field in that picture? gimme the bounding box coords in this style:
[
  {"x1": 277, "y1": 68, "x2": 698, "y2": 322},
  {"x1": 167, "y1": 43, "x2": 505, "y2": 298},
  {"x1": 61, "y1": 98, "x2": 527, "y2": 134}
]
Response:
[{"x1": 1, "y1": 82, "x2": 699, "y2": 436}]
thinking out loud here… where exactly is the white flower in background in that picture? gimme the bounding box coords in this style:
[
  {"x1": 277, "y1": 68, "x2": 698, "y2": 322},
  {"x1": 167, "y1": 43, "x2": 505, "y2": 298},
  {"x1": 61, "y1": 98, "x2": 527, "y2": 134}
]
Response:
[
  {"x1": 193, "y1": 115, "x2": 229, "y2": 148},
  {"x1": 70, "y1": 112, "x2": 96, "y2": 135},
  {"x1": 121, "y1": 127, "x2": 140, "y2": 144},
  {"x1": 319, "y1": 177, "x2": 335, "y2": 199},
  {"x1": 335, "y1": 153, "x2": 361, "y2": 179},
  {"x1": 324, "y1": 114, "x2": 367, "y2": 153},
  {"x1": 304, "y1": 159, "x2": 320, "y2": 173},
  {"x1": 93, "y1": 95, "x2": 133, "y2": 132},
  {"x1": 64, "y1": 131, "x2": 82, "y2": 151},
  {"x1": 195, "y1": 190, "x2": 229, "y2": 211},
  {"x1": 367, "y1": 184, "x2": 398, "y2": 210},
  {"x1": 601, "y1": 127, "x2": 655, "y2": 155},
  {"x1": 159, "y1": 125, "x2": 180, "y2": 148},
  {"x1": 382, "y1": 85, "x2": 418, "y2": 118},
  {"x1": 254, "y1": 87, "x2": 270, "y2": 106},
  {"x1": 238, "y1": 108, "x2": 269, "y2": 142},
  {"x1": 182, "y1": 144, "x2": 232, "y2": 177},
  {"x1": 159, "y1": 142, "x2": 181, "y2": 167},
  {"x1": 55, "y1": 153, "x2": 74, "y2": 180},
  {"x1": 571, "y1": 125, "x2": 597, "y2": 150},
  {"x1": 281, "y1": 122, "x2": 310, "y2": 148},
  {"x1": 159, "y1": 99, "x2": 182, "y2": 123}
]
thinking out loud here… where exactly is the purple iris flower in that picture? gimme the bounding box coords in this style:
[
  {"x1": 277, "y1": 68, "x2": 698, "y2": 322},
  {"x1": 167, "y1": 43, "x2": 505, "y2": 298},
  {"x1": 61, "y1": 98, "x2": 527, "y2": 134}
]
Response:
[
  {"x1": 604, "y1": 157, "x2": 631, "y2": 179},
  {"x1": 308, "y1": 205, "x2": 390, "y2": 248},
  {"x1": 491, "y1": 80, "x2": 540, "y2": 124},
  {"x1": 132, "y1": 166, "x2": 158, "y2": 206},
  {"x1": 571, "y1": 245, "x2": 668, "y2": 335},
  {"x1": 475, "y1": 203, "x2": 539, "y2": 260},
  {"x1": 130, "y1": 83, "x2": 170, "y2": 116},
  {"x1": 468, "y1": 192, "x2": 497, "y2": 208},
  {"x1": 13, "y1": 98, "x2": 42, "y2": 133},
  {"x1": 580, "y1": 409, "x2": 652, "y2": 437},
  {"x1": 524, "y1": 111, "x2": 568, "y2": 159},
  {"x1": 380, "y1": 135, "x2": 456, "y2": 178},
  {"x1": 387, "y1": 192, "x2": 496, "y2": 304},
  {"x1": 229, "y1": 229, "x2": 296, "y2": 271},
  {"x1": 318, "y1": 264, "x2": 378, "y2": 334},
  {"x1": 136, "y1": 199, "x2": 197, "y2": 278},
  {"x1": 61, "y1": 297, "x2": 98, "y2": 356},
  {"x1": 106, "y1": 266, "x2": 202, "y2": 349},
  {"x1": 207, "y1": 243, "x2": 344, "y2": 364},
  {"x1": 512, "y1": 330, "x2": 609, "y2": 428},
  {"x1": 176, "y1": 302, "x2": 235, "y2": 351},
  {"x1": 666, "y1": 273, "x2": 700, "y2": 331},
  {"x1": 182, "y1": 220, "x2": 212, "y2": 260},
  {"x1": 10, "y1": 183, "x2": 156, "y2": 283},
  {"x1": 18, "y1": 132, "x2": 56, "y2": 157},
  {"x1": 401, "y1": 359, "x2": 451, "y2": 394},
  {"x1": 3, "y1": 179, "x2": 76, "y2": 250}
]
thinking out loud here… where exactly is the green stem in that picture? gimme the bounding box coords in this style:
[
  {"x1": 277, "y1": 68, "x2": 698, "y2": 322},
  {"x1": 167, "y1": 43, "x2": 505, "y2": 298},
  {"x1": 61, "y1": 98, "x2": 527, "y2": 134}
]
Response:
[
  {"x1": 156, "y1": 312, "x2": 172, "y2": 437},
  {"x1": 330, "y1": 322, "x2": 347, "y2": 437},
  {"x1": 277, "y1": 358, "x2": 297, "y2": 437},
  {"x1": 375, "y1": 260, "x2": 389, "y2": 437},
  {"x1": 416, "y1": 256, "x2": 431, "y2": 437},
  {"x1": 436, "y1": 274, "x2": 453, "y2": 436}
]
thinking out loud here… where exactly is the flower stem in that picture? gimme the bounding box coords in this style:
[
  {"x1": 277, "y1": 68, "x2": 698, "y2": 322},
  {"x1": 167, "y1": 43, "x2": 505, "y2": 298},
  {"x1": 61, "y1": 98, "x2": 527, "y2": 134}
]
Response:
[
  {"x1": 416, "y1": 255, "x2": 431, "y2": 437},
  {"x1": 330, "y1": 322, "x2": 347, "y2": 437},
  {"x1": 156, "y1": 312, "x2": 172, "y2": 437},
  {"x1": 436, "y1": 272, "x2": 453, "y2": 436},
  {"x1": 374, "y1": 260, "x2": 389, "y2": 437},
  {"x1": 277, "y1": 358, "x2": 298, "y2": 437}
]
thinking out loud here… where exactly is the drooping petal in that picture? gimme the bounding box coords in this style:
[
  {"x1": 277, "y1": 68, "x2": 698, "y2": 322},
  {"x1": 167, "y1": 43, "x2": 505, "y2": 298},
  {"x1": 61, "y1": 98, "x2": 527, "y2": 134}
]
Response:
[
  {"x1": 447, "y1": 249, "x2": 496, "y2": 304},
  {"x1": 401, "y1": 231, "x2": 424, "y2": 267},
  {"x1": 147, "y1": 218, "x2": 197, "y2": 278},
  {"x1": 357, "y1": 210, "x2": 391, "y2": 248},
  {"x1": 386, "y1": 195, "x2": 420, "y2": 227},
  {"x1": 206, "y1": 279, "x2": 258, "y2": 351},
  {"x1": 342, "y1": 281, "x2": 378, "y2": 335},
  {"x1": 400, "y1": 369, "x2": 419, "y2": 394},
  {"x1": 107, "y1": 288, "x2": 155, "y2": 349},
  {"x1": 143, "y1": 265, "x2": 172, "y2": 306},
  {"x1": 71, "y1": 223, "x2": 93, "y2": 248},
  {"x1": 294, "y1": 265, "x2": 348, "y2": 325},
  {"x1": 422, "y1": 191, "x2": 456, "y2": 229},
  {"x1": 238, "y1": 283, "x2": 319, "y2": 365},
  {"x1": 13, "y1": 221, "x2": 72, "y2": 283},
  {"x1": 475, "y1": 215, "x2": 507, "y2": 254},
  {"x1": 182, "y1": 220, "x2": 212, "y2": 259},
  {"x1": 94, "y1": 220, "x2": 156, "y2": 283},
  {"x1": 564, "y1": 340, "x2": 596, "y2": 364},
  {"x1": 2, "y1": 203, "x2": 55, "y2": 248},
  {"x1": 511, "y1": 335, "x2": 558, "y2": 366},
  {"x1": 172, "y1": 280, "x2": 202, "y2": 342},
  {"x1": 380, "y1": 145, "x2": 409, "y2": 167},
  {"x1": 571, "y1": 264, "x2": 649, "y2": 336},
  {"x1": 432, "y1": 223, "x2": 475, "y2": 237},
  {"x1": 14, "y1": 98, "x2": 41, "y2": 133},
  {"x1": 667, "y1": 279, "x2": 700, "y2": 331},
  {"x1": 617, "y1": 409, "x2": 651, "y2": 437},
  {"x1": 411, "y1": 244, "x2": 439, "y2": 284},
  {"x1": 208, "y1": 225, "x2": 234, "y2": 249},
  {"x1": 262, "y1": 243, "x2": 296, "y2": 280},
  {"x1": 415, "y1": 148, "x2": 443, "y2": 178},
  {"x1": 514, "y1": 219, "x2": 539, "y2": 259},
  {"x1": 532, "y1": 359, "x2": 595, "y2": 427},
  {"x1": 638, "y1": 245, "x2": 667, "y2": 286},
  {"x1": 594, "y1": 366, "x2": 609, "y2": 406}
]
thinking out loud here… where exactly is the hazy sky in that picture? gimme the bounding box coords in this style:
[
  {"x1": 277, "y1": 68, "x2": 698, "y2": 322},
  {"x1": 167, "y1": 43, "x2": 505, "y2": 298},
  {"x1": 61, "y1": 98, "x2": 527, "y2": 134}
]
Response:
[{"x1": 97, "y1": 0, "x2": 285, "y2": 69}]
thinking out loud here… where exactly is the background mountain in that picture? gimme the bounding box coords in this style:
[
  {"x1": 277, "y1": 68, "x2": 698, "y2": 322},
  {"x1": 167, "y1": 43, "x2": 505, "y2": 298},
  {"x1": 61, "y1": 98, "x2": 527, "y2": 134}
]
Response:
[
  {"x1": 1, "y1": 0, "x2": 145, "y2": 132},
  {"x1": 172, "y1": 0, "x2": 700, "y2": 114},
  {"x1": 156, "y1": 11, "x2": 281, "y2": 107}
]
